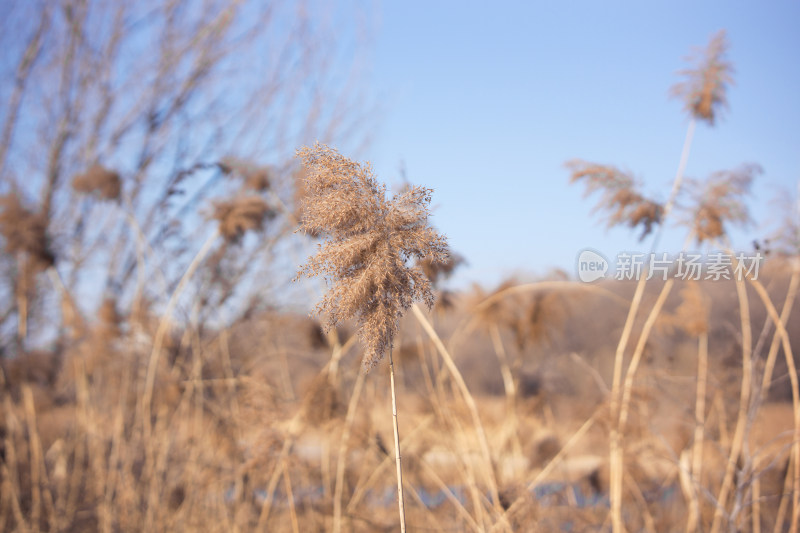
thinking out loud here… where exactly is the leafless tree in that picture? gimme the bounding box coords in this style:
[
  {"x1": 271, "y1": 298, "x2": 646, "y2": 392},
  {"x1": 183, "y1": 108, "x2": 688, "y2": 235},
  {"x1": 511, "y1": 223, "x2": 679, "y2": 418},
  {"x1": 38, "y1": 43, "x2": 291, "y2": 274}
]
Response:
[{"x1": 0, "y1": 0, "x2": 374, "y2": 352}]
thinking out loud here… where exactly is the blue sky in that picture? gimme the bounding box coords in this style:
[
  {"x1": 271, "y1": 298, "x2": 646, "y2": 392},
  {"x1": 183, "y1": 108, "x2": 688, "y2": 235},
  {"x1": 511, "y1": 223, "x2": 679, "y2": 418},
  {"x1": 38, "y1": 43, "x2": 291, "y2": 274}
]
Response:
[{"x1": 363, "y1": 1, "x2": 800, "y2": 288}]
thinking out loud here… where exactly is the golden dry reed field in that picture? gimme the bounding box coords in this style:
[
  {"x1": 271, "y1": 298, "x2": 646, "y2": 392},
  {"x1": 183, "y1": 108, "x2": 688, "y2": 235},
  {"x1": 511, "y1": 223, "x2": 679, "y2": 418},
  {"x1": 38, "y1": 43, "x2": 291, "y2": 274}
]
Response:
[{"x1": 0, "y1": 3, "x2": 798, "y2": 532}]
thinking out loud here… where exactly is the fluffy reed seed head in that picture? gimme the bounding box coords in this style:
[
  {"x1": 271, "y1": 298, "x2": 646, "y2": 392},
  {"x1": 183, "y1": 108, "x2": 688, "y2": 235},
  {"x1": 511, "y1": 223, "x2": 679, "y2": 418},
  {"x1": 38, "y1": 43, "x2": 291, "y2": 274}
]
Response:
[
  {"x1": 72, "y1": 164, "x2": 121, "y2": 201},
  {"x1": 671, "y1": 30, "x2": 734, "y2": 126},
  {"x1": 567, "y1": 160, "x2": 663, "y2": 241},
  {"x1": 210, "y1": 196, "x2": 276, "y2": 242},
  {"x1": 687, "y1": 164, "x2": 760, "y2": 244},
  {"x1": 295, "y1": 143, "x2": 448, "y2": 372}
]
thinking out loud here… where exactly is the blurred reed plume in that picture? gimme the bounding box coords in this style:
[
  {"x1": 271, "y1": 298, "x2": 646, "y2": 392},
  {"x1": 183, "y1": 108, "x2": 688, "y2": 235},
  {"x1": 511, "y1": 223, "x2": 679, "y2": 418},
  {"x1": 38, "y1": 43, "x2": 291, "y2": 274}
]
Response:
[
  {"x1": 210, "y1": 196, "x2": 276, "y2": 242},
  {"x1": 566, "y1": 160, "x2": 663, "y2": 240},
  {"x1": 419, "y1": 247, "x2": 464, "y2": 315},
  {"x1": 219, "y1": 157, "x2": 272, "y2": 192},
  {"x1": 419, "y1": 249, "x2": 465, "y2": 287},
  {"x1": 0, "y1": 193, "x2": 55, "y2": 271},
  {"x1": 295, "y1": 143, "x2": 448, "y2": 371},
  {"x1": 671, "y1": 29, "x2": 734, "y2": 125},
  {"x1": 768, "y1": 185, "x2": 800, "y2": 258},
  {"x1": 686, "y1": 164, "x2": 760, "y2": 243},
  {"x1": 71, "y1": 164, "x2": 121, "y2": 201}
]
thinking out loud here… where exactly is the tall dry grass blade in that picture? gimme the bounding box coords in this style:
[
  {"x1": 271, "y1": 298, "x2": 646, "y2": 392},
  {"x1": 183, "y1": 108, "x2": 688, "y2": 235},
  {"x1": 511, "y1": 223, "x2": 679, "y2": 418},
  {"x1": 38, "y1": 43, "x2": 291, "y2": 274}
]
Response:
[
  {"x1": 745, "y1": 275, "x2": 800, "y2": 533},
  {"x1": 760, "y1": 266, "x2": 800, "y2": 401},
  {"x1": 388, "y1": 347, "x2": 407, "y2": 532},
  {"x1": 412, "y1": 303, "x2": 505, "y2": 524},
  {"x1": 710, "y1": 260, "x2": 753, "y2": 533},
  {"x1": 333, "y1": 369, "x2": 366, "y2": 533},
  {"x1": 492, "y1": 410, "x2": 598, "y2": 530},
  {"x1": 282, "y1": 461, "x2": 300, "y2": 533},
  {"x1": 141, "y1": 228, "x2": 220, "y2": 439},
  {"x1": 2, "y1": 397, "x2": 29, "y2": 533},
  {"x1": 609, "y1": 273, "x2": 648, "y2": 533}
]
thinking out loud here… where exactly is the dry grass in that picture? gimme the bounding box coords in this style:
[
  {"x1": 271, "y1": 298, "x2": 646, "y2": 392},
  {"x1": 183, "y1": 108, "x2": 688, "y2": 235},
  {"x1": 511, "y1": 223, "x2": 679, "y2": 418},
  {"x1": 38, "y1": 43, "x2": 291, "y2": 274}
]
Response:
[
  {"x1": 0, "y1": 269, "x2": 796, "y2": 532},
  {"x1": 0, "y1": 9, "x2": 796, "y2": 533}
]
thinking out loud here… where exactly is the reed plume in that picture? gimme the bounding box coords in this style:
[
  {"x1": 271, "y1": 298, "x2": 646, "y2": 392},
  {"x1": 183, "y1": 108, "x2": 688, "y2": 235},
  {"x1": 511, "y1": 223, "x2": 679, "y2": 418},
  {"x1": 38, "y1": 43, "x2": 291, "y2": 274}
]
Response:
[
  {"x1": 210, "y1": 196, "x2": 276, "y2": 242},
  {"x1": 671, "y1": 30, "x2": 734, "y2": 126},
  {"x1": 295, "y1": 143, "x2": 448, "y2": 372},
  {"x1": 567, "y1": 160, "x2": 663, "y2": 240},
  {"x1": 0, "y1": 193, "x2": 55, "y2": 270},
  {"x1": 219, "y1": 157, "x2": 272, "y2": 192},
  {"x1": 72, "y1": 164, "x2": 121, "y2": 201},
  {"x1": 768, "y1": 185, "x2": 800, "y2": 258},
  {"x1": 687, "y1": 164, "x2": 760, "y2": 243}
]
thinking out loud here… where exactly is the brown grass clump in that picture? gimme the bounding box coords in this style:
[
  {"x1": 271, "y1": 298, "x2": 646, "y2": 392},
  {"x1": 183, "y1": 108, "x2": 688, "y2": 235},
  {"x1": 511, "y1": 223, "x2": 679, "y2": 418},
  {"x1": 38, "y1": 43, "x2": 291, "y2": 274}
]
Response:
[
  {"x1": 688, "y1": 164, "x2": 759, "y2": 243},
  {"x1": 295, "y1": 143, "x2": 448, "y2": 371},
  {"x1": 671, "y1": 30, "x2": 734, "y2": 126},
  {"x1": 210, "y1": 196, "x2": 276, "y2": 242},
  {"x1": 0, "y1": 193, "x2": 55, "y2": 269},
  {"x1": 567, "y1": 160, "x2": 663, "y2": 240},
  {"x1": 72, "y1": 164, "x2": 122, "y2": 201}
]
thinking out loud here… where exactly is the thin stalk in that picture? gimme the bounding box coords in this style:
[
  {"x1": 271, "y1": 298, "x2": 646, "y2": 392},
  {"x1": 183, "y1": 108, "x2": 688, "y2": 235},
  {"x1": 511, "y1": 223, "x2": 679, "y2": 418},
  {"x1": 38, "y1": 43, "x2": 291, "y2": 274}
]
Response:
[
  {"x1": 489, "y1": 323, "x2": 522, "y2": 456},
  {"x1": 746, "y1": 276, "x2": 800, "y2": 533},
  {"x1": 388, "y1": 346, "x2": 406, "y2": 533},
  {"x1": 618, "y1": 278, "x2": 675, "y2": 433},
  {"x1": 691, "y1": 331, "x2": 709, "y2": 531},
  {"x1": 282, "y1": 461, "x2": 300, "y2": 533},
  {"x1": 609, "y1": 273, "x2": 649, "y2": 533},
  {"x1": 651, "y1": 117, "x2": 696, "y2": 251},
  {"x1": 710, "y1": 264, "x2": 753, "y2": 533},
  {"x1": 760, "y1": 267, "x2": 800, "y2": 401}
]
